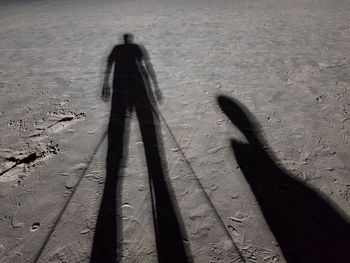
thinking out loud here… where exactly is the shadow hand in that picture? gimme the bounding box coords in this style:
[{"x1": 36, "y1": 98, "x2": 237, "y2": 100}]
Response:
[
  {"x1": 101, "y1": 84, "x2": 111, "y2": 102},
  {"x1": 155, "y1": 88, "x2": 163, "y2": 103}
]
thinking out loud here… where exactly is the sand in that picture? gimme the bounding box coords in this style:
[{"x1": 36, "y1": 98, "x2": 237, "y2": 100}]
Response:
[{"x1": 0, "y1": 0, "x2": 349, "y2": 262}]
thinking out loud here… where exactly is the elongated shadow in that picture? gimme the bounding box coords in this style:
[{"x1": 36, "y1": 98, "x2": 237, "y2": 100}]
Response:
[
  {"x1": 217, "y1": 95, "x2": 350, "y2": 262},
  {"x1": 90, "y1": 33, "x2": 190, "y2": 263}
]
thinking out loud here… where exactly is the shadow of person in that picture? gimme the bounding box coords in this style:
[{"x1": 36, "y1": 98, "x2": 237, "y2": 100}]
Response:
[
  {"x1": 217, "y1": 95, "x2": 350, "y2": 262},
  {"x1": 91, "y1": 33, "x2": 190, "y2": 263}
]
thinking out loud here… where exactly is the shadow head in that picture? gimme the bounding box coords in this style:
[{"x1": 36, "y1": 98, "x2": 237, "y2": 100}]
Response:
[
  {"x1": 123, "y1": 33, "x2": 134, "y2": 43},
  {"x1": 217, "y1": 95, "x2": 262, "y2": 146}
]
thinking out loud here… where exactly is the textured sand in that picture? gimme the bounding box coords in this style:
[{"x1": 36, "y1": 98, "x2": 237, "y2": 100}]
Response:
[{"x1": 0, "y1": 0, "x2": 349, "y2": 262}]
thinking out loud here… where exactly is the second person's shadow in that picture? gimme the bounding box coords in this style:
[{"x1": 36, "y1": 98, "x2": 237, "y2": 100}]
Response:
[
  {"x1": 90, "y1": 33, "x2": 190, "y2": 263},
  {"x1": 217, "y1": 95, "x2": 350, "y2": 262}
]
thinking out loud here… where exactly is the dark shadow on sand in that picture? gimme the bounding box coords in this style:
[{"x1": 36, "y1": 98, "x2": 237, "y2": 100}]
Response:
[
  {"x1": 90, "y1": 33, "x2": 190, "y2": 263},
  {"x1": 217, "y1": 95, "x2": 350, "y2": 263}
]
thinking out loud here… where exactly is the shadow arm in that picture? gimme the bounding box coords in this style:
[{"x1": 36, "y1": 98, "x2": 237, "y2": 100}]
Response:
[
  {"x1": 101, "y1": 50, "x2": 114, "y2": 101},
  {"x1": 141, "y1": 47, "x2": 162, "y2": 102}
]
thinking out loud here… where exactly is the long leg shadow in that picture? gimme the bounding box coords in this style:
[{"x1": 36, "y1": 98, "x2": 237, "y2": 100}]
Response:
[
  {"x1": 217, "y1": 95, "x2": 350, "y2": 263},
  {"x1": 90, "y1": 37, "x2": 190, "y2": 262}
]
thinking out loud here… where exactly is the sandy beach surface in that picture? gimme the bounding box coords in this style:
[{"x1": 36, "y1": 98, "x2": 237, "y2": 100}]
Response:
[{"x1": 0, "y1": 0, "x2": 349, "y2": 262}]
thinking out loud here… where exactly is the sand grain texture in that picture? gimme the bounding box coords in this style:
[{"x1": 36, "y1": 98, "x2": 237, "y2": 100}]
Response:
[{"x1": 0, "y1": 0, "x2": 349, "y2": 262}]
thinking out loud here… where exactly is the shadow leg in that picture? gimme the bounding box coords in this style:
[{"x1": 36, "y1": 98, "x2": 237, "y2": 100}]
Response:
[
  {"x1": 91, "y1": 96, "x2": 129, "y2": 263},
  {"x1": 136, "y1": 102, "x2": 189, "y2": 263}
]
